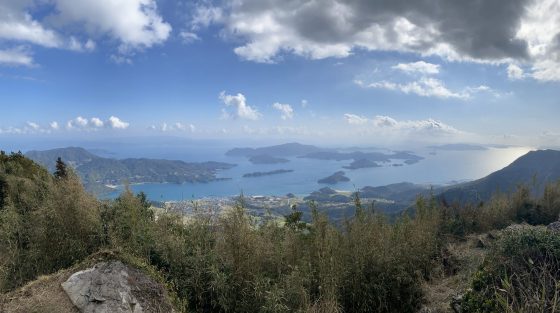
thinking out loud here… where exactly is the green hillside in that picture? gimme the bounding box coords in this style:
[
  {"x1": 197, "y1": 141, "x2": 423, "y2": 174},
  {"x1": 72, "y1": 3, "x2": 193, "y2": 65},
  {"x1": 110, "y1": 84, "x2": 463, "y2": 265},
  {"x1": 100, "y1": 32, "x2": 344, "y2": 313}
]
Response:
[
  {"x1": 440, "y1": 150, "x2": 560, "y2": 203},
  {"x1": 26, "y1": 147, "x2": 235, "y2": 191}
]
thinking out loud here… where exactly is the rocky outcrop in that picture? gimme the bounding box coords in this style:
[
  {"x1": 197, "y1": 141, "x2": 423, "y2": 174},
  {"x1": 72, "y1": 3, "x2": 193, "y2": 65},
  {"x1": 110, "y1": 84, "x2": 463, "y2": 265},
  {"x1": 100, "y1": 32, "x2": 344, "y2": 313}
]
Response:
[
  {"x1": 547, "y1": 221, "x2": 560, "y2": 232},
  {"x1": 61, "y1": 261, "x2": 173, "y2": 313}
]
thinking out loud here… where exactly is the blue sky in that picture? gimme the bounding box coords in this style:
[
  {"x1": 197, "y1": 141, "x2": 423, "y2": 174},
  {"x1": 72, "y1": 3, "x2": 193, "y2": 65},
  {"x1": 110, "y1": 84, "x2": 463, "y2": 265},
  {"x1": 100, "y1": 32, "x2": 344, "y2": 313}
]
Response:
[{"x1": 1, "y1": 0, "x2": 560, "y2": 148}]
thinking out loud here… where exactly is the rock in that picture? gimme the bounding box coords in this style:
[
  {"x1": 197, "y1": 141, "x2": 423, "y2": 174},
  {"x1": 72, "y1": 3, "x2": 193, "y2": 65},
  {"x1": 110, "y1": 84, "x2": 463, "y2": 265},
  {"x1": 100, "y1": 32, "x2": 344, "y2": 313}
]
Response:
[
  {"x1": 547, "y1": 221, "x2": 560, "y2": 232},
  {"x1": 486, "y1": 230, "x2": 498, "y2": 240},
  {"x1": 418, "y1": 306, "x2": 434, "y2": 313},
  {"x1": 451, "y1": 294, "x2": 463, "y2": 313},
  {"x1": 475, "y1": 236, "x2": 487, "y2": 248},
  {"x1": 504, "y1": 222, "x2": 533, "y2": 232},
  {"x1": 61, "y1": 261, "x2": 173, "y2": 313}
]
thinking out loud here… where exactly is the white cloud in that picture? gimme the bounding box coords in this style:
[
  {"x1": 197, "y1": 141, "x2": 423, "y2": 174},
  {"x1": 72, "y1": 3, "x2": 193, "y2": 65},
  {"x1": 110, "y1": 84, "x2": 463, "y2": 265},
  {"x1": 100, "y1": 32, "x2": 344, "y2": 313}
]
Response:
[
  {"x1": 150, "y1": 122, "x2": 196, "y2": 133},
  {"x1": 507, "y1": 64, "x2": 525, "y2": 80},
  {"x1": 190, "y1": 0, "x2": 560, "y2": 82},
  {"x1": 371, "y1": 115, "x2": 398, "y2": 128},
  {"x1": 356, "y1": 73, "x2": 506, "y2": 100},
  {"x1": 515, "y1": 0, "x2": 560, "y2": 81},
  {"x1": 357, "y1": 77, "x2": 469, "y2": 99},
  {"x1": 0, "y1": 120, "x2": 59, "y2": 135},
  {"x1": 107, "y1": 116, "x2": 129, "y2": 129},
  {"x1": 343, "y1": 113, "x2": 369, "y2": 125},
  {"x1": 392, "y1": 61, "x2": 440, "y2": 75},
  {"x1": 0, "y1": 47, "x2": 34, "y2": 66},
  {"x1": 50, "y1": 121, "x2": 59, "y2": 130},
  {"x1": 301, "y1": 99, "x2": 308, "y2": 108},
  {"x1": 343, "y1": 114, "x2": 462, "y2": 140},
  {"x1": 0, "y1": 0, "x2": 170, "y2": 65},
  {"x1": 179, "y1": 31, "x2": 200, "y2": 44},
  {"x1": 67, "y1": 116, "x2": 89, "y2": 129},
  {"x1": 110, "y1": 54, "x2": 133, "y2": 65},
  {"x1": 272, "y1": 102, "x2": 294, "y2": 120},
  {"x1": 191, "y1": 0, "x2": 531, "y2": 64},
  {"x1": 219, "y1": 91, "x2": 261, "y2": 120},
  {"x1": 90, "y1": 117, "x2": 104, "y2": 128},
  {"x1": 0, "y1": 4, "x2": 62, "y2": 48},
  {"x1": 65, "y1": 116, "x2": 129, "y2": 130},
  {"x1": 190, "y1": 5, "x2": 224, "y2": 30},
  {"x1": 52, "y1": 0, "x2": 171, "y2": 50},
  {"x1": 68, "y1": 37, "x2": 96, "y2": 52},
  {"x1": 26, "y1": 121, "x2": 40, "y2": 130}
]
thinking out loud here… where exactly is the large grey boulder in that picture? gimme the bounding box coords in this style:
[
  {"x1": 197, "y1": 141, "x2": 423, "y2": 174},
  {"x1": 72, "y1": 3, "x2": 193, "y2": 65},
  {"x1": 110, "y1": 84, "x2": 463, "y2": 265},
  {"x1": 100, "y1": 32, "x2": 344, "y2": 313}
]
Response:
[
  {"x1": 547, "y1": 221, "x2": 560, "y2": 233},
  {"x1": 61, "y1": 261, "x2": 172, "y2": 313}
]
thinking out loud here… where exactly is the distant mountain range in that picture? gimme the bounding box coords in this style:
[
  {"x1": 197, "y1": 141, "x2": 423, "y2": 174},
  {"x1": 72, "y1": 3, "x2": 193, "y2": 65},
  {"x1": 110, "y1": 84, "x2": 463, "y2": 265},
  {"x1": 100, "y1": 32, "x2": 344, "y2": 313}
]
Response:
[
  {"x1": 226, "y1": 142, "x2": 424, "y2": 168},
  {"x1": 439, "y1": 150, "x2": 560, "y2": 203},
  {"x1": 226, "y1": 142, "x2": 323, "y2": 157},
  {"x1": 26, "y1": 147, "x2": 235, "y2": 193}
]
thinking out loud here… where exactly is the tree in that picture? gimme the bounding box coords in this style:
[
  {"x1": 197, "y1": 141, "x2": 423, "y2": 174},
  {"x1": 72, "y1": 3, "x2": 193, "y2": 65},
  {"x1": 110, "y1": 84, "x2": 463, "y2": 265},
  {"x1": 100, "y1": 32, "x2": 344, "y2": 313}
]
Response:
[{"x1": 54, "y1": 157, "x2": 67, "y2": 179}]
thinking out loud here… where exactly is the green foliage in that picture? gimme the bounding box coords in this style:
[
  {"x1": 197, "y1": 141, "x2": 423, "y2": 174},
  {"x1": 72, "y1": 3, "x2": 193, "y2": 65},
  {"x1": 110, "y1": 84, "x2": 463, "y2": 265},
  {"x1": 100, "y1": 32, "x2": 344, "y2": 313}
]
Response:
[
  {"x1": 0, "y1": 152, "x2": 102, "y2": 291},
  {"x1": 54, "y1": 157, "x2": 68, "y2": 179},
  {"x1": 463, "y1": 227, "x2": 560, "y2": 313},
  {"x1": 102, "y1": 189, "x2": 155, "y2": 259},
  {"x1": 440, "y1": 183, "x2": 560, "y2": 236},
  {"x1": 284, "y1": 204, "x2": 307, "y2": 231}
]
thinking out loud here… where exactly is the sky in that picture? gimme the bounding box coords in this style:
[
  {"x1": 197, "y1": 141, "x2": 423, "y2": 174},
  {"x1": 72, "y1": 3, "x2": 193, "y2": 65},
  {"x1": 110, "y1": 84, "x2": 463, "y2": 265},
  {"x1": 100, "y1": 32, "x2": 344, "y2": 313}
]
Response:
[{"x1": 0, "y1": 0, "x2": 560, "y2": 148}]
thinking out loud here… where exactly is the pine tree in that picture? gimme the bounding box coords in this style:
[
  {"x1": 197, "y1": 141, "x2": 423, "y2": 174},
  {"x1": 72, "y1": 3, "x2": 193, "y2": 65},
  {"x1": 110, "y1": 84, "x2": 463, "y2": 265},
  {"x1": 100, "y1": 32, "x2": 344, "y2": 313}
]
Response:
[{"x1": 54, "y1": 157, "x2": 67, "y2": 179}]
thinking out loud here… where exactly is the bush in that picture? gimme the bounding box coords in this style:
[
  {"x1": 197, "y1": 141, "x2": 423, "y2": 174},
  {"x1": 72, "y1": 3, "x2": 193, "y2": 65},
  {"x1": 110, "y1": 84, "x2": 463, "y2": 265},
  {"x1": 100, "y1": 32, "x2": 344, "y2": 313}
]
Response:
[
  {"x1": 462, "y1": 227, "x2": 560, "y2": 313},
  {"x1": 0, "y1": 153, "x2": 102, "y2": 291}
]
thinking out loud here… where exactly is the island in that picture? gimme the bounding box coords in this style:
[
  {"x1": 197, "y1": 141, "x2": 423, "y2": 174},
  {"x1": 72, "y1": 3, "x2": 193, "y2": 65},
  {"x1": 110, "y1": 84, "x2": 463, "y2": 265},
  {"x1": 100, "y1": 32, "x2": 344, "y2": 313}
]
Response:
[
  {"x1": 343, "y1": 158, "x2": 381, "y2": 169},
  {"x1": 248, "y1": 154, "x2": 290, "y2": 164},
  {"x1": 242, "y1": 169, "x2": 294, "y2": 178},
  {"x1": 318, "y1": 171, "x2": 350, "y2": 184},
  {"x1": 226, "y1": 142, "x2": 323, "y2": 157},
  {"x1": 299, "y1": 150, "x2": 424, "y2": 165},
  {"x1": 226, "y1": 142, "x2": 425, "y2": 167}
]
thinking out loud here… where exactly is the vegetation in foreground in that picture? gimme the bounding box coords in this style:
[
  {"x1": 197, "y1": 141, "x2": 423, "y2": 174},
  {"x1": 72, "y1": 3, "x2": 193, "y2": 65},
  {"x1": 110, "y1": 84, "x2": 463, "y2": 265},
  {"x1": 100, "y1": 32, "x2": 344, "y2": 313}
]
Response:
[{"x1": 2, "y1": 151, "x2": 560, "y2": 312}]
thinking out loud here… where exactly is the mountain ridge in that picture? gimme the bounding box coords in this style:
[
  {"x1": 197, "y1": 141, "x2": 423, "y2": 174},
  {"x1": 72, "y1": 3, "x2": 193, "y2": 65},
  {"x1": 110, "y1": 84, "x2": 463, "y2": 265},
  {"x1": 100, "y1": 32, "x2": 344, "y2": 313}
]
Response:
[
  {"x1": 25, "y1": 147, "x2": 236, "y2": 192},
  {"x1": 440, "y1": 149, "x2": 560, "y2": 203}
]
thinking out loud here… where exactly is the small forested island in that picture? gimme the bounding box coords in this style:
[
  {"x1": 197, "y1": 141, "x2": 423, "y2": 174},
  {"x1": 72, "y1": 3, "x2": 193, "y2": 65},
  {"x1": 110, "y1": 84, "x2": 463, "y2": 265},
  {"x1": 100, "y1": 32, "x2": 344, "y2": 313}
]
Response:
[
  {"x1": 242, "y1": 169, "x2": 294, "y2": 177},
  {"x1": 343, "y1": 158, "x2": 381, "y2": 169},
  {"x1": 226, "y1": 142, "x2": 323, "y2": 157},
  {"x1": 318, "y1": 171, "x2": 350, "y2": 184},
  {"x1": 248, "y1": 154, "x2": 290, "y2": 164}
]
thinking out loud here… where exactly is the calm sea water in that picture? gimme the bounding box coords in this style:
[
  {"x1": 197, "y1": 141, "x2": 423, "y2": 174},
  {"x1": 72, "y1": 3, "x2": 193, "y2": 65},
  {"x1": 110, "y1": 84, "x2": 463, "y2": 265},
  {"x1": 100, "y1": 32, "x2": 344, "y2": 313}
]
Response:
[{"x1": 106, "y1": 145, "x2": 533, "y2": 201}]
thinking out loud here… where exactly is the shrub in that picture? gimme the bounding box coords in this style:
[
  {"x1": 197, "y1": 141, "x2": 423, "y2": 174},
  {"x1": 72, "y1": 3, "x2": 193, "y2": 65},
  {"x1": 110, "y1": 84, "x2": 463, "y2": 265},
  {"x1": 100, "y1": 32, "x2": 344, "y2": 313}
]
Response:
[{"x1": 462, "y1": 227, "x2": 560, "y2": 313}]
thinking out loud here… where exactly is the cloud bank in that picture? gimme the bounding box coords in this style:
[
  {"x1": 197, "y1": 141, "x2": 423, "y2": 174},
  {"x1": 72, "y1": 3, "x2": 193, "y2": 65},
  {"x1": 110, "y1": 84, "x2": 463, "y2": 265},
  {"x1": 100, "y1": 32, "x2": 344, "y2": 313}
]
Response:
[{"x1": 191, "y1": 0, "x2": 560, "y2": 81}]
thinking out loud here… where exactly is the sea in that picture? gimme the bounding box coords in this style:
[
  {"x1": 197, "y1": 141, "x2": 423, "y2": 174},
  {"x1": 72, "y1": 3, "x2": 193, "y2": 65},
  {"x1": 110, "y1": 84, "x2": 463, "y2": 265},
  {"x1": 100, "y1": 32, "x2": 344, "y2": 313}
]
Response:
[{"x1": 97, "y1": 143, "x2": 533, "y2": 201}]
